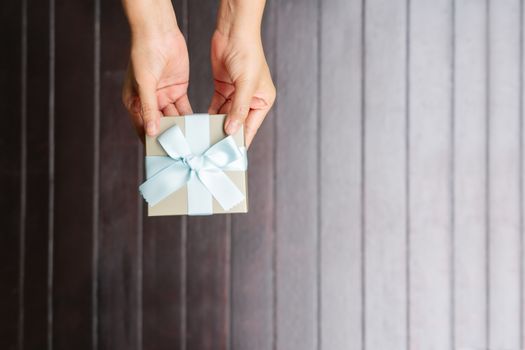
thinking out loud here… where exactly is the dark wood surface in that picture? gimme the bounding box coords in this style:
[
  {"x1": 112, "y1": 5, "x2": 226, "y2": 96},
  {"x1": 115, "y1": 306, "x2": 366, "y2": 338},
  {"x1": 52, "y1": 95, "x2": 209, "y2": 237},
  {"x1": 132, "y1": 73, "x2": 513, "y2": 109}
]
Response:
[
  {"x1": 24, "y1": 0, "x2": 52, "y2": 349},
  {"x1": 0, "y1": 1, "x2": 23, "y2": 349},
  {"x1": 53, "y1": 0, "x2": 96, "y2": 348},
  {"x1": 2, "y1": 0, "x2": 525, "y2": 350},
  {"x1": 98, "y1": 0, "x2": 141, "y2": 348}
]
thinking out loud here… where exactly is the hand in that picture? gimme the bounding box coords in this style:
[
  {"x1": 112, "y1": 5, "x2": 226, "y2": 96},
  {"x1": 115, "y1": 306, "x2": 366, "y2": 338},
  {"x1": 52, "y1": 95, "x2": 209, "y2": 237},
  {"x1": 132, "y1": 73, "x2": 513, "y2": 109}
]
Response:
[
  {"x1": 122, "y1": 29, "x2": 192, "y2": 139},
  {"x1": 208, "y1": 29, "x2": 276, "y2": 147}
]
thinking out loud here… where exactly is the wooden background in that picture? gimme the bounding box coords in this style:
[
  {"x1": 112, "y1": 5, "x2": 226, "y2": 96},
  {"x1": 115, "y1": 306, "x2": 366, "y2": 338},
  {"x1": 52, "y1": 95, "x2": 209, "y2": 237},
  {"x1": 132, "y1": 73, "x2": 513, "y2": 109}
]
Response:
[{"x1": 1, "y1": 0, "x2": 524, "y2": 349}]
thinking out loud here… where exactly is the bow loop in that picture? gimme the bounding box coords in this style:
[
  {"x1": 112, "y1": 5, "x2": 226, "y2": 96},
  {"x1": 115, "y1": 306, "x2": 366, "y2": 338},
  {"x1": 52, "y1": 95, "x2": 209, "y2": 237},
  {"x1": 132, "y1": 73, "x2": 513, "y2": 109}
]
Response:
[
  {"x1": 202, "y1": 136, "x2": 243, "y2": 168},
  {"x1": 157, "y1": 125, "x2": 192, "y2": 159}
]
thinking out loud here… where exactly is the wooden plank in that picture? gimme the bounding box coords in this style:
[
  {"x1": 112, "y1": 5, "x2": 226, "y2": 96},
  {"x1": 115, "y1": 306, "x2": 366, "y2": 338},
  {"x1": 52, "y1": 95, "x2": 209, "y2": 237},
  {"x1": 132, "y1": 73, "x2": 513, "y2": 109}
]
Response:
[
  {"x1": 24, "y1": 0, "x2": 52, "y2": 348},
  {"x1": 363, "y1": 0, "x2": 408, "y2": 349},
  {"x1": 53, "y1": 0, "x2": 96, "y2": 348},
  {"x1": 142, "y1": 2, "x2": 187, "y2": 350},
  {"x1": 142, "y1": 216, "x2": 185, "y2": 350},
  {"x1": 185, "y1": 3, "x2": 231, "y2": 349},
  {"x1": 488, "y1": 0, "x2": 522, "y2": 348},
  {"x1": 319, "y1": 0, "x2": 362, "y2": 349},
  {"x1": 408, "y1": 0, "x2": 453, "y2": 349},
  {"x1": 97, "y1": 0, "x2": 142, "y2": 348},
  {"x1": 453, "y1": 1, "x2": 489, "y2": 349},
  {"x1": 229, "y1": 0, "x2": 276, "y2": 349},
  {"x1": 522, "y1": 2, "x2": 525, "y2": 348},
  {"x1": 0, "y1": 0, "x2": 23, "y2": 349},
  {"x1": 274, "y1": 0, "x2": 318, "y2": 349},
  {"x1": 186, "y1": 218, "x2": 230, "y2": 350}
]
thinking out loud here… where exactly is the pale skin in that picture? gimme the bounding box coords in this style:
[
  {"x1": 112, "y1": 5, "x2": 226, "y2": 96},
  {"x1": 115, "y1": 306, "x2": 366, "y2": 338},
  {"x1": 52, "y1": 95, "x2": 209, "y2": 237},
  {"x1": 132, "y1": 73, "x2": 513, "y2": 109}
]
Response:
[{"x1": 122, "y1": 0, "x2": 276, "y2": 147}]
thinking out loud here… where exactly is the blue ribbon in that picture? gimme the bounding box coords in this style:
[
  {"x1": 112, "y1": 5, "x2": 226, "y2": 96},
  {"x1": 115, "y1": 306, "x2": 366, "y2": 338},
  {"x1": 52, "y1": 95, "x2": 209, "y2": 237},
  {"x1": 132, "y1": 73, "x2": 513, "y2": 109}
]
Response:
[{"x1": 139, "y1": 123, "x2": 247, "y2": 214}]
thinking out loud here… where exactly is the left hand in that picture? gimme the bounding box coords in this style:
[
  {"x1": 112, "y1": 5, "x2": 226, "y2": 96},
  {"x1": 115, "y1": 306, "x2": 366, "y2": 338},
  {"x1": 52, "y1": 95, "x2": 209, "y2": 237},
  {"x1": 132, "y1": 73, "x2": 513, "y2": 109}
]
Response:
[{"x1": 208, "y1": 29, "x2": 276, "y2": 147}]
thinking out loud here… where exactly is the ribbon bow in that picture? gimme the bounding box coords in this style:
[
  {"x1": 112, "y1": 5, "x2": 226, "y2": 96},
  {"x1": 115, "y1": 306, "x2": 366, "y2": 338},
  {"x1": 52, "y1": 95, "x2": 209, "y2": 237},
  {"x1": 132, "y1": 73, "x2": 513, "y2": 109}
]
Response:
[{"x1": 139, "y1": 124, "x2": 246, "y2": 213}]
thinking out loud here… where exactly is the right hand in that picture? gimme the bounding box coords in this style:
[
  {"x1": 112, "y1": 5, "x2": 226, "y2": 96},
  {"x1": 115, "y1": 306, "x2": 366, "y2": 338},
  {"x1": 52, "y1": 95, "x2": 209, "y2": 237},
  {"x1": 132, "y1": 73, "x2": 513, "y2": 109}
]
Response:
[{"x1": 122, "y1": 29, "x2": 192, "y2": 139}]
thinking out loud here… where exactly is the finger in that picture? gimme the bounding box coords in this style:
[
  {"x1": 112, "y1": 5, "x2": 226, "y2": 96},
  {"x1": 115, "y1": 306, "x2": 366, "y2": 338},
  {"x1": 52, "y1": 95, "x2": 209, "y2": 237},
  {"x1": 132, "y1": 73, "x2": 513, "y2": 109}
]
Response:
[
  {"x1": 208, "y1": 91, "x2": 227, "y2": 114},
  {"x1": 162, "y1": 103, "x2": 179, "y2": 116},
  {"x1": 137, "y1": 78, "x2": 161, "y2": 136},
  {"x1": 225, "y1": 78, "x2": 258, "y2": 135},
  {"x1": 218, "y1": 99, "x2": 233, "y2": 114},
  {"x1": 244, "y1": 108, "x2": 269, "y2": 148},
  {"x1": 250, "y1": 95, "x2": 269, "y2": 109},
  {"x1": 174, "y1": 94, "x2": 193, "y2": 116}
]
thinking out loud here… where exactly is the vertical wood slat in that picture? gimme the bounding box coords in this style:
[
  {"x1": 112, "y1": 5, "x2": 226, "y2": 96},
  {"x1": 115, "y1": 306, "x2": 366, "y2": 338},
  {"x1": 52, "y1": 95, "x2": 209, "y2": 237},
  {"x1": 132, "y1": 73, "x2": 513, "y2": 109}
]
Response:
[
  {"x1": 53, "y1": 0, "x2": 96, "y2": 348},
  {"x1": 522, "y1": 2, "x2": 525, "y2": 347},
  {"x1": 408, "y1": 0, "x2": 453, "y2": 349},
  {"x1": 0, "y1": 0, "x2": 23, "y2": 349},
  {"x1": 364, "y1": 0, "x2": 408, "y2": 349},
  {"x1": 24, "y1": 0, "x2": 52, "y2": 348},
  {"x1": 97, "y1": 0, "x2": 142, "y2": 347},
  {"x1": 141, "y1": 1, "x2": 187, "y2": 350},
  {"x1": 185, "y1": 1, "x2": 231, "y2": 350},
  {"x1": 488, "y1": 0, "x2": 522, "y2": 348},
  {"x1": 453, "y1": 0, "x2": 489, "y2": 349},
  {"x1": 275, "y1": 0, "x2": 318, "y2": 349},
  {"x1": 229, "y1": 0, "x2": 276, "y2": 349},
  {"x1": 142, "y1": 215, "x2": 185, "y2": 350},
  {"x1": 319, "y1": 0, "x2": 363, "y2": 349}
]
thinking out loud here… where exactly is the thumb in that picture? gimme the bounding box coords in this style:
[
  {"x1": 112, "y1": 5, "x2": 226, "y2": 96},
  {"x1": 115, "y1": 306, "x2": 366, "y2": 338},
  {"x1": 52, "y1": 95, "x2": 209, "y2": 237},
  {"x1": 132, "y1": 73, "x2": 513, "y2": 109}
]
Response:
[
  {"x1": 225, "y1": 78, "x2": 257, "y2": 135},
  {"x1": 137, "y1": 79, "x2": 160, "y2": 136}
]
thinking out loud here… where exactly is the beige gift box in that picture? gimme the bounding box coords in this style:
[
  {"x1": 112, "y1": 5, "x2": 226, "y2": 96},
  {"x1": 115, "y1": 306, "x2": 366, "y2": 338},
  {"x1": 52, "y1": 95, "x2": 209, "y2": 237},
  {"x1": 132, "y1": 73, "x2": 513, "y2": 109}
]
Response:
[{"x1": 144, "y1": 115, "x2": 248, "y2": 216}]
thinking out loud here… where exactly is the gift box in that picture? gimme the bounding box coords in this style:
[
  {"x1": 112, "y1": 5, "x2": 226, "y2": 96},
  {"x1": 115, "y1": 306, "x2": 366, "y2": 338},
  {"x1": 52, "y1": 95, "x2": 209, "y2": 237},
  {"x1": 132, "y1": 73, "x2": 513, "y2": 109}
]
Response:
[{"x1": 139, "y1": 114, "x2": 248, "y2": 216}]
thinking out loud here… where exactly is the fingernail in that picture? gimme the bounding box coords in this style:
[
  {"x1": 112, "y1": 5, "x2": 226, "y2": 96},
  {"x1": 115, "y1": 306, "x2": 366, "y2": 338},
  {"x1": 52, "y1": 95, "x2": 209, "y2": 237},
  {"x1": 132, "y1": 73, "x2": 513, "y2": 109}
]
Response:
[
  {"x1": 146, "y1": 121, "x2": 157, "y2": 136},
  {"x1": 226, "y1": 120, "x2": 241, "y2": 135}
]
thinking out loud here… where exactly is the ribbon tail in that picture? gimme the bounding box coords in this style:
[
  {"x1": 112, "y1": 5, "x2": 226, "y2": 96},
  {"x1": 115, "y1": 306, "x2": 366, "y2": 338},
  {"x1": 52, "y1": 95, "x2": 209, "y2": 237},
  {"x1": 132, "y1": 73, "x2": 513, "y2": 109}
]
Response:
[
  {"x1": 139, "y1": 161, "x2": 191, "y2": 206},
  {"x1": 197, "y1": 169, "x2": 245, "y2": 211}
]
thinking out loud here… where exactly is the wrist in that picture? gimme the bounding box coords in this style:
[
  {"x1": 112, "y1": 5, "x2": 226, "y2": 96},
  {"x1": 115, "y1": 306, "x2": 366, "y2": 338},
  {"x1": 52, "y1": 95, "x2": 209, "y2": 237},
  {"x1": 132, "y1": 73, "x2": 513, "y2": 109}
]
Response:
[
  {"x1": 216, "y1": 0, "x2": 265, "y2": 38},
  {"x1": 123, "y1": 0, "x2": 179, "y2": 41}
]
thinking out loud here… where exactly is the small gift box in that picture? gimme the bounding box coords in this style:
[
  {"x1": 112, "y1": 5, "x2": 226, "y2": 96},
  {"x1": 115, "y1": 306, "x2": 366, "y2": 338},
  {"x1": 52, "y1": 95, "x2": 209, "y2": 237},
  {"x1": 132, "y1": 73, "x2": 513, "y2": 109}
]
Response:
[{"x1": 139, "y1": 114, "x2": 248, "y2": 216}]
